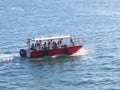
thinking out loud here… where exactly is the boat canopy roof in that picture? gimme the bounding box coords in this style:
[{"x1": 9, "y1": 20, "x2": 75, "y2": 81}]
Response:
[{"x1": 30, "y1": 35, "x2": 72, "y2": 41}]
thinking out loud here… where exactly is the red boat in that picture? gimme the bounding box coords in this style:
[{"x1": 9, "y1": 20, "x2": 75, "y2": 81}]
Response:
[{"x1": 19, "y1": 35, "x2": 82, "y2": 58}]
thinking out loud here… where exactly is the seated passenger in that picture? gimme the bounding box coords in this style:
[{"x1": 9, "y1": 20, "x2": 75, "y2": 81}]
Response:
[
  {"x1": 53, "y1": 41, "x2": 57, "y2": 49},
  {"x1": 49, "y1": 40, "x2": 53, "y2": 49},
  {"x1": 39, "y1": 41, "x2": 42, "y2": 50},
  {"x1": 58, "y1": 39, "x2": 63, "y2": 48},
  {"x1": 43, "y1": 42, "x2": 47, "y2": 50},
  {"x1": 35, "y1": 41, "x2": 40, "y2": 51},
  {"x1": 31, "y1": 43, "x2": 35, "y2": 50}
]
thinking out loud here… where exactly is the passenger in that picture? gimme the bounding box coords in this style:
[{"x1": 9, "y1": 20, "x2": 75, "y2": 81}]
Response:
[
  {"x1": 48, "y1": 40, "x2": 51, "y2": 49},
  {"x1": 36, "y1": 41, "x2": 40, "y2": 51},
  {"x1": 70, "y1": 38, "x2": 74, "y2": 47},
  {"x1": 39, "y1": 41, "x2": 42, "y2": 50},
  {"x1": 49, "y1": 40, "x2": 53, "y2": 49},
  {"x1": 54, "y1": 42, "x2": 57, "y2": 49},
  {"x1": 31, "y1": 43, "x2": 35, "y2": 50},
  {"x1": 53, "y1": 41, "x2": 57, "y2": 49},
  {"x1": 34, "y1": 42, "x2": 36, "y2": 49},
  {"x1": 57, "y1": 40, "x2": 61, "y2": 48},
  {"x1": 43, "y1": 42, "x2": 47, "y2": 50},
  {"x1": 58, "y1": 39, "x2": 63, "y2": 48}
]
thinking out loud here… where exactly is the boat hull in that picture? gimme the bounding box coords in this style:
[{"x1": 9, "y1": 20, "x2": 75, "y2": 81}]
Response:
[{"x1": 20, "y1": 45, "x2": 82, "y2": 58}]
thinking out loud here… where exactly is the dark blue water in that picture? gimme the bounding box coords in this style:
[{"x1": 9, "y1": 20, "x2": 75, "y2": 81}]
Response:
[{"x1": 0, "y1": 0, "x2": 120, "y2": 90}]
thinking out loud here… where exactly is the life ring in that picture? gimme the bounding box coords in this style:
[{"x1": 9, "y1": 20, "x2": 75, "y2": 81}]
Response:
[{"x1": 20, "y1": 49, "x2": 26, "y2": 57}]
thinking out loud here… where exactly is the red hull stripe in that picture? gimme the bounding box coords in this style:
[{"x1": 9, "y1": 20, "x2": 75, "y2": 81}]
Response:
[{"x1": 30, "y1": 45, "x2": 82, "y2": 58}]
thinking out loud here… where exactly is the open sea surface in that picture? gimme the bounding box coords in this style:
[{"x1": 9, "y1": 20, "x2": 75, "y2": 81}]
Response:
[{"x1": 0, "y1": 0, "x2": 120, "y2": 90}]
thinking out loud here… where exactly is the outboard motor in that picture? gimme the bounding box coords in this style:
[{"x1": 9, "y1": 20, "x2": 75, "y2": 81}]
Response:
[{"x1": 19, "y1": 49, "x2": 26, "y2": 57}]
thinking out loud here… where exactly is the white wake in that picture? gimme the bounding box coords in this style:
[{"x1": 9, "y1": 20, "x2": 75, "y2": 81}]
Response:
[
  {"x1": 70, "y1": 47, "x2": 94, "y2": 57},
  {"x1": 0, "y1": 53, "x2": 19, "y2": 62}
]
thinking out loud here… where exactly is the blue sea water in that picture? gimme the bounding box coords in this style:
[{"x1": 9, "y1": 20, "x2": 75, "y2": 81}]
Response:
[{"x1": 0, "y1": 0, "x2": 120, "y2": 90}]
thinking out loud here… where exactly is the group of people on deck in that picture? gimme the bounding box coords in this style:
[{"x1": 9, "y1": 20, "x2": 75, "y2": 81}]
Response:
[{"x1": 27, "y1": 38, "x2": 74, "y2": 51}]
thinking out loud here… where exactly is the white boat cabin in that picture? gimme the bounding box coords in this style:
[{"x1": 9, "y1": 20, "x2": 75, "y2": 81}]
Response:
[{"x1": 26, "y1": 35, "x2": 75, "y2": 51}]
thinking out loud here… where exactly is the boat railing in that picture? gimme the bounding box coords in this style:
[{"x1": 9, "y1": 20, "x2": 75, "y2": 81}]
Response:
[{"x1": 73, "y1": 37, "x2": 82, "y2": 46}]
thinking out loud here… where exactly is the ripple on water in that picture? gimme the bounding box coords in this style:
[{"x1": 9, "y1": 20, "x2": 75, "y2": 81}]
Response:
[
  {"x1": 0, "y1": 0, "x2": 120, "y2": 89},
  {"x1": 0, "y1": 54, "x2": 13, "y2": 62}
]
